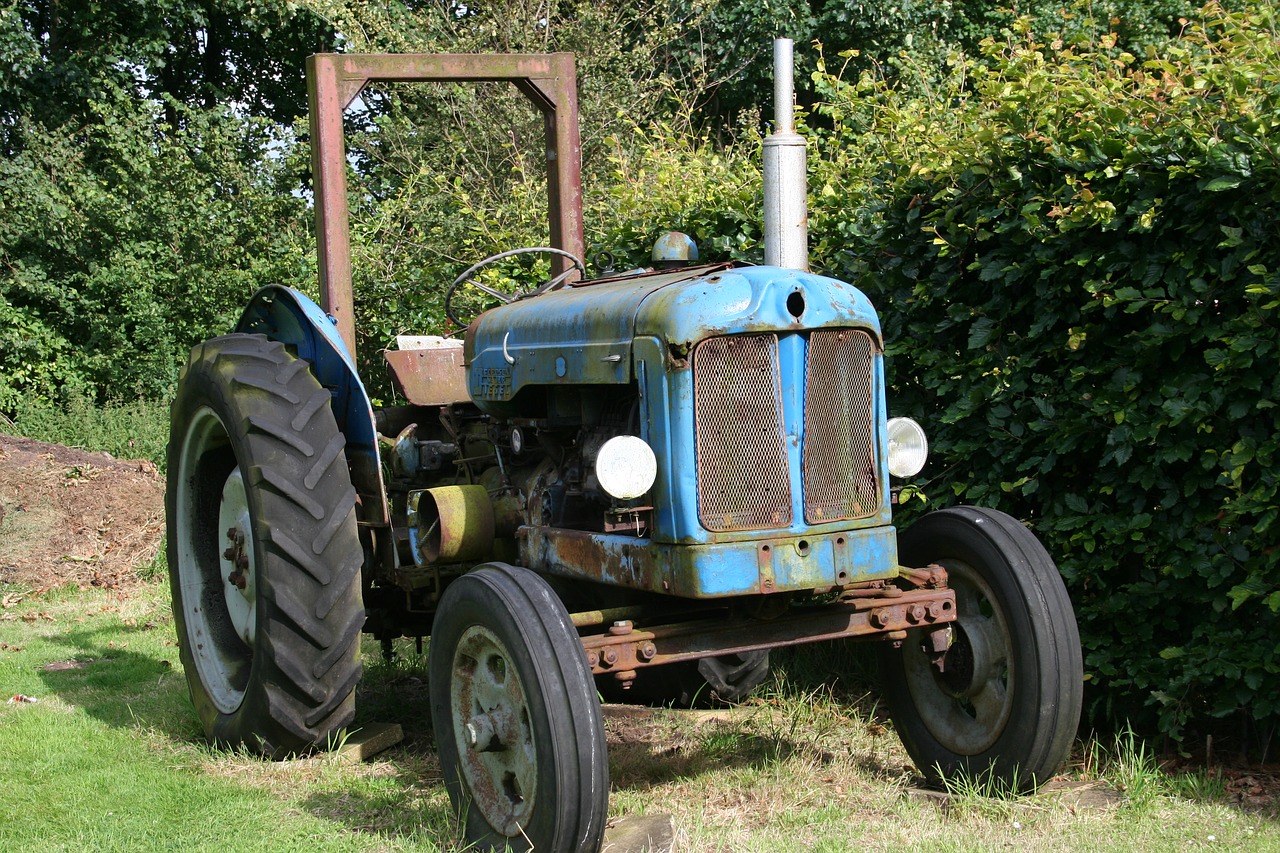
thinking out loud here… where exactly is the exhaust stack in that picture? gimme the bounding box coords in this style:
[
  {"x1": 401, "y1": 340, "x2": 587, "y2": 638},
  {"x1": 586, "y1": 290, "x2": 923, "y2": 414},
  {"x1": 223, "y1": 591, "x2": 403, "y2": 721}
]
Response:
[{"x1": 763, "y1": 38, "x2": 809, "y2": 271}]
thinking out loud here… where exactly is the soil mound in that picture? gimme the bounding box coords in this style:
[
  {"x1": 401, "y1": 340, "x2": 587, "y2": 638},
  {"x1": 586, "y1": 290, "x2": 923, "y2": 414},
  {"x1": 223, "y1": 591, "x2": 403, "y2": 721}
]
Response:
[{"x1": 0, "y1": 433, "x2": 164, "y2": 590}]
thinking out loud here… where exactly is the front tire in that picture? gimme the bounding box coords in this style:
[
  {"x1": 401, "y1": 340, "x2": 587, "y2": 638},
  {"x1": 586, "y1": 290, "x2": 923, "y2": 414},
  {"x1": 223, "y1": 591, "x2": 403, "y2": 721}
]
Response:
[
  {"x1": 429, "y1": 563, "x2": 608, "y2": 852},
  {"x1": 166, "y1": 334, "x2": 365, "y2": 756},
  {"x1": 881, "y1": 506, "x2": 1082, "y2": 791}
]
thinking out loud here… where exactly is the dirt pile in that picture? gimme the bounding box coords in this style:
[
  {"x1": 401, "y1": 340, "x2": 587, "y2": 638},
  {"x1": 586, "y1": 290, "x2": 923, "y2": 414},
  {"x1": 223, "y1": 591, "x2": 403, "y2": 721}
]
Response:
[{"x1": 0, "y1": 433, "x2": 164, "y2": 590}]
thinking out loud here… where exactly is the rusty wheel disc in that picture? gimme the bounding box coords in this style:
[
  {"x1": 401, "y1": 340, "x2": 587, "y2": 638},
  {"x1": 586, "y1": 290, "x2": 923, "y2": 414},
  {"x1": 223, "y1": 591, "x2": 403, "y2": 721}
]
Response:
[
  {"x1": 217, "y1": 467, "x2": 258, "y2": 650},
  {"x1": 450, "y1": 625, "x2": 537, "y2": 835},
  {"x1": 902, "y1": 559, "x2": 1013, "y2": 755}
]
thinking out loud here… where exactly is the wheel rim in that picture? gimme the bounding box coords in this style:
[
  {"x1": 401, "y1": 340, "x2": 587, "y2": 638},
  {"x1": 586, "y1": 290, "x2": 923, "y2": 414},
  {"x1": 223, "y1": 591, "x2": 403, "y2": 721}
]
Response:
[
  {"x1": 174, "y1": 406, "x2": 254, "y2": 715},
  {"x1": 217, "y1": 468, "x2": 258, "y2": 647},
  {"x1": 450, "y1": 625, "x2": 537, "y2": 835},
  {"x1": 902, "y1": 559, "x2": 1013, "y2": 755}
]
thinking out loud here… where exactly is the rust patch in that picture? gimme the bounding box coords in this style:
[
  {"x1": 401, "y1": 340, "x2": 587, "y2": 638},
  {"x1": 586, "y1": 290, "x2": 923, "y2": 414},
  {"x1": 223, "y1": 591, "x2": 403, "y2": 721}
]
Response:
[
  {"x1": 384, "y1": 346, "x2": 469, "y2": 406},
  {"x1": 577, "y1": 584, "x2": 956, "y2": 676}
]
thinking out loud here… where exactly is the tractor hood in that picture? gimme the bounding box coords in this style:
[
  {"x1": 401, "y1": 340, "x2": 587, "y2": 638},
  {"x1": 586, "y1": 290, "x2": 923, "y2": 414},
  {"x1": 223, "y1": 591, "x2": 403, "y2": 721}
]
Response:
[{"x1": 465, "y1": 263, "x2": 880, "y2": 411}]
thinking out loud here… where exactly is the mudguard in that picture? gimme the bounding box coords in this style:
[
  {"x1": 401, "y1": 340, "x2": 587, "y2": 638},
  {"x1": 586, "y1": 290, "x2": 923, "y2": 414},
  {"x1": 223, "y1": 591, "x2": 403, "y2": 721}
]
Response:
[{"x1": 236, "y1": 285, "x2": 388, "y2": 526}]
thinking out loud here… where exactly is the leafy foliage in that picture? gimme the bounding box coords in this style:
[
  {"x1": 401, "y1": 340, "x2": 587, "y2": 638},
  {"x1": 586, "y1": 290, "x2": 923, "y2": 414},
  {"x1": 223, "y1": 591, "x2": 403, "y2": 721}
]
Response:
[
  {"x1": 809, "y1": 1, "x2": 1280, "y2": 743},
  {"x1": 0, "y1": 0, "x2": 327, "y2": 412},
  {"x1": 0, "y1": 0, "x2": 332, "y2": 136},
  {"x1": 662, "y1": 0, "x2": 1207, "y2": 128},
  {"x1": 0, "y1": 93, "x2": 313, "y2": 410}
]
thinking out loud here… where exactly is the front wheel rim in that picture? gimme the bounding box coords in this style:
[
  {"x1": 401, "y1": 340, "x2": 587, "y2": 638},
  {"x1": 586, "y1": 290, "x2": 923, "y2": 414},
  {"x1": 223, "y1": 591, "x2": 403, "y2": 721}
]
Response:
[
  {"x1": 450, "y1": 625, "x2": 537, "y2": 835},
  {"x1": 902, "y1": 559, "x2": 1013, "y2": 755}
]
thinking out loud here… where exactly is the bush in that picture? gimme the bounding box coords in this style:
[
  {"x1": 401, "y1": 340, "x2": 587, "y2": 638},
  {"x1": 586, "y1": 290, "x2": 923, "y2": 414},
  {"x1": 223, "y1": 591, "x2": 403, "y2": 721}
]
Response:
[
  {"x1": 5, "y1": 392, "x2": 170, "y2": 471},
  {"x1": 0, "y1": 91, "x2": 314, "y2": 414},
  {"x1": 810, "y1": 2, "x2": 1280, "y2": 744}
]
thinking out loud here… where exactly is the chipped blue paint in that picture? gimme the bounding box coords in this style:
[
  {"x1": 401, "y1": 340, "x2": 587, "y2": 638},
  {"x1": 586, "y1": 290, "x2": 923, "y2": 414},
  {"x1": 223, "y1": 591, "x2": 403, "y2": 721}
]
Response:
[
  {"x1": 632, "y1": 265, "x2": 881, "y2": 344},
  {"x1": 520, "y1": 522, "x2": 899, "y2": 598},
  {"x1": 465, "y1": 265, "x2": 721, "y2": 415}
]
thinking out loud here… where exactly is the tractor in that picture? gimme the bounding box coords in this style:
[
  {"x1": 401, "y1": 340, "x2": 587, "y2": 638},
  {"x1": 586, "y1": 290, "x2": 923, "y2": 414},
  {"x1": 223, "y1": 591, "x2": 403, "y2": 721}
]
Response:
[{"x1": 165, "y1": 41, "x2": 1083, "y2": 853}]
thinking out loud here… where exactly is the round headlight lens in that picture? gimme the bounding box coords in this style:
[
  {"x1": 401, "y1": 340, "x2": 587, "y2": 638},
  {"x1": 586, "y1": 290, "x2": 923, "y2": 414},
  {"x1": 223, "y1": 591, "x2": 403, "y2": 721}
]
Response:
[
  {"x1": 886, "y1": 417, "x2": 929, "y2": 478},
  {"x1": 595, "y1": 435, "x2": 658, "y2": 500}
]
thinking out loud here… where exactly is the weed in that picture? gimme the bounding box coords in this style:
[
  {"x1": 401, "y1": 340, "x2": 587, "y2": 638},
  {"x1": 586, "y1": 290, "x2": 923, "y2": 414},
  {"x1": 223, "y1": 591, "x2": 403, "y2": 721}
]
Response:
[
  {"x1": 1168, "y1": 768, "x2": 1229, "y2": 803},
  {"x1": 7, "y1": 390, "x2": 170, "y2": 470},
  {"x1": 1104, "y1": 727, "x2": 1164, "y2": 810},
  {"x1": 935, "y1": 764, "x2": 1031, "y2": 821},
  {"x1": 135, "y1": 544, "x2": 168, "y2": 582},
  {"x1": 327, "y1": 726, "x2": 359, "y2": 756}
]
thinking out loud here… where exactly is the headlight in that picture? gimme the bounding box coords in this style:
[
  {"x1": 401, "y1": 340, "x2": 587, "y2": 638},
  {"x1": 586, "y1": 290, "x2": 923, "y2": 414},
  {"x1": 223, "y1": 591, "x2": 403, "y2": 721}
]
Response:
[
  {"x1": 886, "y1": 417, "x2": 928, "y2": 478},
  {"x1": 595, "y1": 435, "x2": 658, "y2": 500}
]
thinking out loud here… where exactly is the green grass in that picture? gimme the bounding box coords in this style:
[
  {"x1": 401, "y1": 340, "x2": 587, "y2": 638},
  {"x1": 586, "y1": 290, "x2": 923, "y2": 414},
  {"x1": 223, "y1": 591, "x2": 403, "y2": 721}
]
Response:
[
  {"x1": 0, "y1": 584, "x2": 453, "y2": 851},
  {"x1": 2, "y1": 581, "x2": 1277, "y2": 852}
]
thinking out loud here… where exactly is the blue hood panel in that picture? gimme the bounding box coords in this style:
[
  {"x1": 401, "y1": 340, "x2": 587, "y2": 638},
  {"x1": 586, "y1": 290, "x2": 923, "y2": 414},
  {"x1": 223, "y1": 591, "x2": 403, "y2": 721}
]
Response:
[{"x1": 465, "y1": 264, "x2": 880, "y2": 410}]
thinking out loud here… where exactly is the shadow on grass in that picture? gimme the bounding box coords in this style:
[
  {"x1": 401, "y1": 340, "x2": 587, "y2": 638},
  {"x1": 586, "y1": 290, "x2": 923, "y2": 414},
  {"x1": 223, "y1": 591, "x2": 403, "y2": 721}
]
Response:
[
  {"x1": 28, "y1": 607, "x2": 932, "y2": 846},
  {"x1": 35, "y1": 617, "x2": 203, "y2": 743},
  {"x1": 605, "y1": 715, "x2": 815, "y2": 791}
]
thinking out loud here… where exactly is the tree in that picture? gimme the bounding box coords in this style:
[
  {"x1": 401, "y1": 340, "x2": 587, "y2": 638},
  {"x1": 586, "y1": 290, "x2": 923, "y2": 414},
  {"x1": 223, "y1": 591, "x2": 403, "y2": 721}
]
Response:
[
  {"x1": 0, "y1": 0, "x2": 329, "y2": 411},
  {"x1": 0, "y1": 0, "x2": 333, "y2": 139},
  {"x1": 662, "y1": 0, "x2": 1207, "y2": 129}
]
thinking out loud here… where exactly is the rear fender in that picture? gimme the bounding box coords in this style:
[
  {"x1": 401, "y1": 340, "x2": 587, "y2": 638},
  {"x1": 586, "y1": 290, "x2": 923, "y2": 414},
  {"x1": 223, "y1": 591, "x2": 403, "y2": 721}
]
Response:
[{"x1": 236, "y1": 285, "x2": 389, "y2": 526}]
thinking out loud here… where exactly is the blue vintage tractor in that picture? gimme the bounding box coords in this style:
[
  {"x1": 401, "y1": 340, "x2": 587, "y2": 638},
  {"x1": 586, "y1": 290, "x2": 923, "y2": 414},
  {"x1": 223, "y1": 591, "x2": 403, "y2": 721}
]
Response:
[{"x1": 164, "y1": 42, "x2": 1083, "y2": 853}]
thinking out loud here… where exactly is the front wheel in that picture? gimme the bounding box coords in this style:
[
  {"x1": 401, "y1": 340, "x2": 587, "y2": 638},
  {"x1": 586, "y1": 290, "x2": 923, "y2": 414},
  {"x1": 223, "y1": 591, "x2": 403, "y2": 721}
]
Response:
[
  {"x1": 880, "y1": 506, "x2": 1082, "y2": 791},
  {"x1": 429, "y1": 563, "x2": 608, "y2": 852}
]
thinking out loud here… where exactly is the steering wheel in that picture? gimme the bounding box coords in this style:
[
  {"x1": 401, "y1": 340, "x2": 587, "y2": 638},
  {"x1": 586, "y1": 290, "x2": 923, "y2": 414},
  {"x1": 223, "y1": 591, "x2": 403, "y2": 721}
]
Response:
[{"x1": 445, "y1": 247, "x2": 587, "y2": 328}]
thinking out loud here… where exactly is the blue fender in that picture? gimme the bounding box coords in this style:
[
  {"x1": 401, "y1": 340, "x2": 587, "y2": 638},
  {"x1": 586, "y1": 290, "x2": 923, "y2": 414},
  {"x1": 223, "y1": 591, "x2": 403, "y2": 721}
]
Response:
[{"x1": 236, "y1": 286, "x2": 389, "y2": 526}]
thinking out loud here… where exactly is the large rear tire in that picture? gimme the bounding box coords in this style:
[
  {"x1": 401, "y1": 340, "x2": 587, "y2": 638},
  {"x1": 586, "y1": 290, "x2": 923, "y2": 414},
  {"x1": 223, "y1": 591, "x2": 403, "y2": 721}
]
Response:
[
  {"x1": 166, "y1": 334, "x2": 364, "y2": 757},
  {"x1": 429, "y1": 563, "x2": 608, "y2": 852},
  {"x1": 881, "y1": 506, "x2": 1082, "y2": 791}
]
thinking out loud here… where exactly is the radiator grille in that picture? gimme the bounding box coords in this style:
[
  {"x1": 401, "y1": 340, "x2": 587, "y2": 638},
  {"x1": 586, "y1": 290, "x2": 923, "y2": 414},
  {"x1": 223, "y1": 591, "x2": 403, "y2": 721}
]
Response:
[
  {"x1": 803, "y1": 329, "x2": 880, "y2": 523},
  {"x1": 693, "y1": 334, "x2": 793, "y2": 532}
]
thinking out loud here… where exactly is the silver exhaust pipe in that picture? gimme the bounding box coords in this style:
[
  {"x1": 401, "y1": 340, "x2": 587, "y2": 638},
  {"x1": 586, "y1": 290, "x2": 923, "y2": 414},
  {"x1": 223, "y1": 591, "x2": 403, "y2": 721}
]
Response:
[{"x1": 763, "y1": 38, "x2": 809, "y2": 271}]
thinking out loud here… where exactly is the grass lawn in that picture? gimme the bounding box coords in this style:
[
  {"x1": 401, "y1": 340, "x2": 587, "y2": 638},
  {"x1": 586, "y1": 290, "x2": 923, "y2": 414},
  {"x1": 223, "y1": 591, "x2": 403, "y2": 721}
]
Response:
[{"x1": 1, "y1": 580, "x2": 1276, "y2": 852}]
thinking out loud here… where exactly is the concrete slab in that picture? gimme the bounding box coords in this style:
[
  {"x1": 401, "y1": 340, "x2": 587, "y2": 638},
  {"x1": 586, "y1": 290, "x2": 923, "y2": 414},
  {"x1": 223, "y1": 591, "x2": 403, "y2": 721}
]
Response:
[
  {"x1": 337, "y1": 722, "x2": 404, "y2": 761},
  {"x1": 602, "y1": 813, "x2": 675, "y2": 853}
]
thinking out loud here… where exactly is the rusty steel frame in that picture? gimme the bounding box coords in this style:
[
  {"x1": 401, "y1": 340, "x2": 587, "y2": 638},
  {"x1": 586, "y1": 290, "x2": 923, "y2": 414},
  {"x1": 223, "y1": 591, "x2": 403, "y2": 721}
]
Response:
[
  {"x1": 306, "y1": 52, "x2": 585, "y2": 356},
  {"x1": 576, "y1": 583, "x2": 957, "y2": 685}
]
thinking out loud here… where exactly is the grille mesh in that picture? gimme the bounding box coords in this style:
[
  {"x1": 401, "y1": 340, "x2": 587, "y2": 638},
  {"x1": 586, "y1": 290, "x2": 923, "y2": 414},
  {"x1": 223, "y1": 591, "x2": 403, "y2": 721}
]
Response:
[
  {"x1": 803, "y1": 329, "x2": 880, "y2": 523},
  {"x1": 693, "y1": 334, "x2": 793, "y2": 532}
]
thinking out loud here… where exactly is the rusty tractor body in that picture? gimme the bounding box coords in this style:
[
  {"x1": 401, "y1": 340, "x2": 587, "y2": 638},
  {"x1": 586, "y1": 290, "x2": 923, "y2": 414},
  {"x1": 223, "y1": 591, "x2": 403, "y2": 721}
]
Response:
[{"x1": 166, "y1": 43, "x2": 1083, "y2": 853}]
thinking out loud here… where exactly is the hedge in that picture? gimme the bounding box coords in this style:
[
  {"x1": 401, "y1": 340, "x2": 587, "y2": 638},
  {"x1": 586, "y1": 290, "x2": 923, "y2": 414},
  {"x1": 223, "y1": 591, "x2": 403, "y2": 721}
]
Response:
[{"x1": 806, "y1": 2, "x2": 1279, "y2": 745}]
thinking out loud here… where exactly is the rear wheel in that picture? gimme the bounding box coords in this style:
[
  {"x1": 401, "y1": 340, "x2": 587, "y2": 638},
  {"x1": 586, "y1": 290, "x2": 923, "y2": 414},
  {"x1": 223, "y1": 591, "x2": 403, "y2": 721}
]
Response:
[
  {"x1": 429, "y1": 563, "x2": 608, "y2": 852},
  {"x1": 881, "y1": 506, "x2": 1082, "y2": 791},
  {"x1": 166, "y1": 334, "x2": 364, "y2": 756}
]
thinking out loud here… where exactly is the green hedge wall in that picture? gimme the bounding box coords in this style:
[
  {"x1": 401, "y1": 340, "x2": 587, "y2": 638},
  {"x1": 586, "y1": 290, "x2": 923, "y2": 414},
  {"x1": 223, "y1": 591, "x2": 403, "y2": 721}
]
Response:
[{"x1": 809, "y1": 3, "x2": 1279, "y2": 743}]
